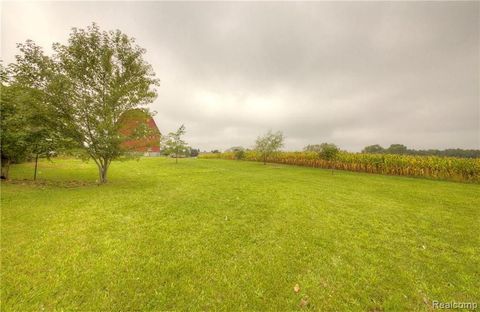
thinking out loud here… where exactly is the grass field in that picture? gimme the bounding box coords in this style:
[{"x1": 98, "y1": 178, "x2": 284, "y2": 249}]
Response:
[{"x1": 1, "y1": 158, "x2": 479, "y2": 311}]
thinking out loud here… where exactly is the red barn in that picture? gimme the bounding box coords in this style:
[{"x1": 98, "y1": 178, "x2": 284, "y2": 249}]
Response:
[{"x1": 118, "y1": 109, "x2": 161, "y2": 156}]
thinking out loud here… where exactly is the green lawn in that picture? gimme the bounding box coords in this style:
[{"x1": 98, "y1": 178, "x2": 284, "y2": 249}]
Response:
[{"x1": 1, "y1": 158, "x2": 479, "y2": 311}]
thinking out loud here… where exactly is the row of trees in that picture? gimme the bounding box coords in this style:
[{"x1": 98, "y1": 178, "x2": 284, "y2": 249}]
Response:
[
  {"x1": 1, "y1": 23, "x2": 159, "y2": 183},
  {"x1": 362, "y1": 144, "x2": 480, "y2": 158},
  {"x1": 224, "y1": 131, "x2": 341, "y2": 164}
]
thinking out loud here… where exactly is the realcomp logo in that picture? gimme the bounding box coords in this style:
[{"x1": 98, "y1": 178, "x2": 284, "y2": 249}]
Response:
[{"x1": 432, "y1": 301, "x2": 478, "y2": 310}]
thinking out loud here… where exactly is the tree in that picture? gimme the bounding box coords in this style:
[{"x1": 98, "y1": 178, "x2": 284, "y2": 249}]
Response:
[
  {"x1": 362, "y1": 144, "x2": 385, "y2": 154},
  {"x1": 226, "y1": 146, "x2": 244, "y2": 152},
  {"x1": 234, "y1": 149, "x2": 245, "y2": 160},
  {"x1": 18, "y1": 84, "x2": 72, "y2": 181},
  {"x1": 304, "y1": 143, "x2": 340, "y2": 160},
  {"x1": 28, "y1": 131, "x2": 71, "y2": 181},
  {"x1": 1, "y1": 64, "x2": 69, "y2": 180},
  {"x1": 190, "y1": 148, "x2": 200, "y2": 157},
  {"x1": 317, "y1": 143, "x2": 340, "y2": 161},
  {"x1": 254, "y1": 130, "x2": 284, "y2": 165},
  {"x1": 0, "y1": 77, "x2": 31, "y2": 179},
  {"x1": 386, "y1": 144, "x2": 408, "y2": 155},
  {"x1": 12, "y1": 24, "x2": 159, "y2": 183},
  {"x1": 161, "y1": 125, "x2": 188, "y2": 163},
  {"x1": 226, "y1": 146, "x2": 245, "y2": 160},
  {"x1": 360, "y1": 144, "x2": 480, "y2": 158}
]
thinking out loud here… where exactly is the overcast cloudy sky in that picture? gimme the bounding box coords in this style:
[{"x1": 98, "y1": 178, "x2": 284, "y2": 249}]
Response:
[{"x1": 2, "y1": 1, "x2": 479, "y2": 151}]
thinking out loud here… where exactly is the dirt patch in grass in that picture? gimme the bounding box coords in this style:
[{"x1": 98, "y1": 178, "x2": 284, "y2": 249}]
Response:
[{"x1": 3, "y1": 179, "x2": 97, "y2": 188}]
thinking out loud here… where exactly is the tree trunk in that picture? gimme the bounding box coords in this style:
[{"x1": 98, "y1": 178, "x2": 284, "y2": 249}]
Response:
[
  {"x1": 34, "y1": 153, "x2": 39, "y2": 181},
  {"x1": 1, "y1": 159, "x2": 10, "y2": 180},
  {"x1": 101, "y1": 165, "x2": 108, "y2": 183},
  {"x1": 96, "y1": 159, "x2": 110, "y2": 184}
]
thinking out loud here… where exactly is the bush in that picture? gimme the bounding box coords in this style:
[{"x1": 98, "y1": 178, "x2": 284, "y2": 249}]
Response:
[{"x1": 234, "y1": 149, "x2": 245, "y2": 160}]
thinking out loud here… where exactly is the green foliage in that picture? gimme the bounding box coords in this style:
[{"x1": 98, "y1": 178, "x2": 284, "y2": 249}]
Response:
[
  {"x1": 386, "y1": 144, "x2": 408, "y2": 155},
  {"x1": 11, "y1": 23, "x2": 159, "y2": 183},
  {"x1": 161, "y1": 125, "x2": 189, "y2": 162},
  {"x1": 234, "y1": 149, "x2": 246, "y2": 160},
  {"x1": 2, "y1": 158, "x2": 479, "y2": 310},
  {"x1": 362, "y1": 144, "x2": 480, "y2": 158},
  {"x1": 304, "y1": 143, "x2": 340, "y2": 161},
  {"x1": 0, "y1": 82, "x2": 31, "y2": 178},
  {"x1": 318, "y1": 143, "x2": 340, "y2": 161},
  {"x1": 254, "y1": 130, "x2": 284, "y2": 164},
  {"x1": 226, "y1": 146, "x2": 246, "y2": 160},
  {"x1": 1, "y1": 63, "x2": 70, "y2": 179},
  {"x1": 190, "y1": 148, "x2": 200, "y2": 157},
  {"x1": 362, "y1": 144, "x2": 385, "y2": 154}
]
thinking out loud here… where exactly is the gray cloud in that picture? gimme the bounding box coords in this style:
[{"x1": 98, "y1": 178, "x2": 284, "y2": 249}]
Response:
[{"x1": 2, "y1": 1, "x2": 479, "y2": 151}]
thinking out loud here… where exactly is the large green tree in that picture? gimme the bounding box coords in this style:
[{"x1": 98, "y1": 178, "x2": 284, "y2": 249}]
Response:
[
  {"x1": 12, "y1": 24, "x2": 159, "y2": 183},
  {"x1": 0, "y1": 68, "x2": 31, "y2": 179},
  {"x1": 1, "y1": 64, "x2": 74, "y2": 180}
]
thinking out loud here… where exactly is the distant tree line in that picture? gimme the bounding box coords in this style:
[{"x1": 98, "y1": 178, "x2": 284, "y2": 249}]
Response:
[
  {"x1": 208, "y1": 141, "x2": 479, "y2": 161},
  {"x1": 362, "y1": 144, "x2": 480, "y2": 158}
]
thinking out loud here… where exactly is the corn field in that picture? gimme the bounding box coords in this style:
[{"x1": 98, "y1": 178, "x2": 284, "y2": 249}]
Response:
[{"x1": 199, "y1": 151, "x2": 480, "y2": 183}]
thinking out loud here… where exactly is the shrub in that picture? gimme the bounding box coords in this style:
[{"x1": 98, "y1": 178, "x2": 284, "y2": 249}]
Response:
[{"x1": 234, "y1": 149, "x2": 245, "y2": 160}]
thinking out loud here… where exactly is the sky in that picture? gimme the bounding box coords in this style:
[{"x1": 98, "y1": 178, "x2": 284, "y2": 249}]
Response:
[{"x1": 1, "y1": 1, "x2": 479, "y2": 152}]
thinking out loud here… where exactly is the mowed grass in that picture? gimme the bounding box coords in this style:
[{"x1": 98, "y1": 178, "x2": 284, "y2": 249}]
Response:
[{"x1": 1, "y1": 158, "x2": 479, "y2": 311}]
